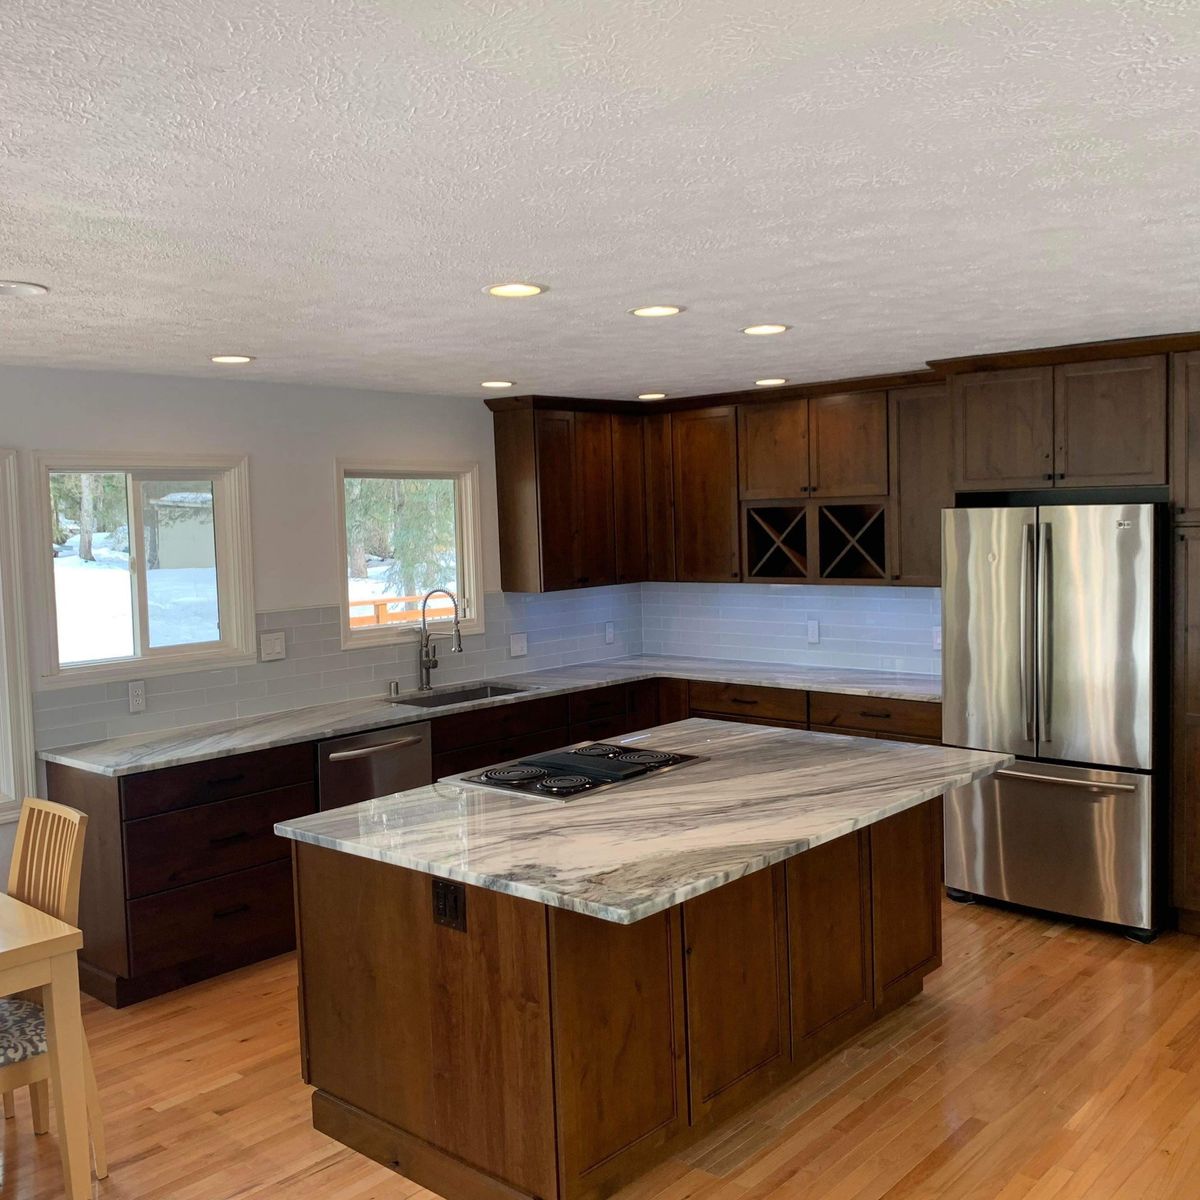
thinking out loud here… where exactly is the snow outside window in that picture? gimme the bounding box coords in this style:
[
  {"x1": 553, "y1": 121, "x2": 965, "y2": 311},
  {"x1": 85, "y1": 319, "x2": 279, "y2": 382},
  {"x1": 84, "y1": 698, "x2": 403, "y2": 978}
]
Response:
[
  {"x1": 33, "y1": 455, "x2": 256, "y2": 683},
  {"x1": 338, "y1": 464, "x2": 484, "y2": 648}
]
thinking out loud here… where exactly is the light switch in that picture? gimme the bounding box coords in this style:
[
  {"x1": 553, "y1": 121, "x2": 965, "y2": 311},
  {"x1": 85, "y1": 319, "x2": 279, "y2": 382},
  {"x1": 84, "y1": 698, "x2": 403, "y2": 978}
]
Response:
[
  {"x1": 807, "y1": 620, "x2": 820, "y2": 644},
  {"x1": 259, "y1": 631, "x2": 287, "y2": 662},
  {"x1": 509, "y1": 633, "x2": 528, "y2": 658},
  {"x1": 933, "y1": 627, "x2": 942, "y2": 650}
]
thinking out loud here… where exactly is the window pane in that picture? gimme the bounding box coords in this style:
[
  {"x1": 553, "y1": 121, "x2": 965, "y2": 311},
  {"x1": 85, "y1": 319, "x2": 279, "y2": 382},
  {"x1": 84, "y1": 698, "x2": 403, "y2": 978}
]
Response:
[
  {"x1": 140, "y1": 480, "x2": 221, "y2": 647},
  {"x1": 345, "y1": 476, "x2": 460, "y2": 630},
  {"x1": 50, "y1": 471, "x2": 135, "y2": 664}
]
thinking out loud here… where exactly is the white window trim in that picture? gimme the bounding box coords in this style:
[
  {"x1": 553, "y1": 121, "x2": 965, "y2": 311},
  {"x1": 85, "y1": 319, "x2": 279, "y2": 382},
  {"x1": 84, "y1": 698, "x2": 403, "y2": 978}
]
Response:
[
  {"x1": 336, "y1": 460, "x2": 485, "y2": 650},
  {"x1": 0, "y1": 450, "x2": 35, "y2": 823},
  {"x1": 29, "y1": 451, "x2": 258, "y2": 688}
]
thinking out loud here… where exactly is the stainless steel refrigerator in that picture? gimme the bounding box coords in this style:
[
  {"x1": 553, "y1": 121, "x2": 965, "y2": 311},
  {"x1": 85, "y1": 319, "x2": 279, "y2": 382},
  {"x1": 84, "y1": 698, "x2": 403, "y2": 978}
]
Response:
[{"x1": 941, "y1": 503, "x2": 1158, "y2": 935}]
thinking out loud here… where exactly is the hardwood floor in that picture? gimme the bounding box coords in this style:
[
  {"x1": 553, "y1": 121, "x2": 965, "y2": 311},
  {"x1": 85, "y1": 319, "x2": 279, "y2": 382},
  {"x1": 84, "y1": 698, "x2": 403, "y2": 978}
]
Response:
[{"x1": 5, "y1": 899, "x2": 1200, "y2": 1199}]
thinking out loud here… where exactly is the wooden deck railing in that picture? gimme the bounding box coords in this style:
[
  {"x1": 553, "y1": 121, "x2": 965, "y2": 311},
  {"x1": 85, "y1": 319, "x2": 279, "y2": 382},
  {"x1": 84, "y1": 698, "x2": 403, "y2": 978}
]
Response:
[{"x1": 348, "y1": 594, "x2": 455, "y2": 629}]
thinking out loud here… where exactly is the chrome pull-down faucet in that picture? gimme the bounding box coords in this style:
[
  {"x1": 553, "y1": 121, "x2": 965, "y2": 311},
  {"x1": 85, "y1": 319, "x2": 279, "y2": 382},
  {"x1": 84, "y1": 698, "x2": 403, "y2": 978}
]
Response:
[{"x1": 418, "y1": 588, "x2": 463, "y2": 690}]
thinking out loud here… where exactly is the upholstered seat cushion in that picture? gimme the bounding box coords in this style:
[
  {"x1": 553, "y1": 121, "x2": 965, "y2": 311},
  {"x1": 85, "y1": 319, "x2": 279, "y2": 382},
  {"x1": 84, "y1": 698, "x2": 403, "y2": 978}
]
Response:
[{"x1": 0, "y1": 997, "x2": 47, "y2": 1065}]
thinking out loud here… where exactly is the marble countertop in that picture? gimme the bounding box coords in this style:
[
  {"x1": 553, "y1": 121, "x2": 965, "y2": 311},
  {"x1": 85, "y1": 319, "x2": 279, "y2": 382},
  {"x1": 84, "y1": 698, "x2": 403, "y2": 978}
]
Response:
[
  {"x1": 276, "y1": 718, "x2": 1007, "y2": 924},
  {"x1": 38, "y1": 654, "x2": 942, "y2": 778}
]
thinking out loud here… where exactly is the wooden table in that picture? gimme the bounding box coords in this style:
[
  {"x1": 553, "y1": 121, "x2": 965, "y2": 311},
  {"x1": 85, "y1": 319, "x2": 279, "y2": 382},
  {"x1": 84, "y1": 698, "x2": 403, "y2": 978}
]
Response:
[{"x1": 0, "y1": 891, "x2": 91, "y2": 1199}]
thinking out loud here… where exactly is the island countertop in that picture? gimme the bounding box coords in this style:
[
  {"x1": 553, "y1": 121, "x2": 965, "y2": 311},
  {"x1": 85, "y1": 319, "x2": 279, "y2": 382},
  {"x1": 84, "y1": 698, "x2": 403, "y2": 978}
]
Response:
[
  {"x1": 275, "y1": 718, "x2": 1008, "y2": 924},
  {"x1": 38, "y1": 654, "x2": 941, "y2": 778}
]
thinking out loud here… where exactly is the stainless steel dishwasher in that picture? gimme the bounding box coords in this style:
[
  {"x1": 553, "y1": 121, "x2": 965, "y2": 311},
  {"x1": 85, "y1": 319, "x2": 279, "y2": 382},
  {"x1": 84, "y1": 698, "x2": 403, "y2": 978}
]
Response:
[{"x1": 316, "y1": 722, "x2": 433, "y2": 810}]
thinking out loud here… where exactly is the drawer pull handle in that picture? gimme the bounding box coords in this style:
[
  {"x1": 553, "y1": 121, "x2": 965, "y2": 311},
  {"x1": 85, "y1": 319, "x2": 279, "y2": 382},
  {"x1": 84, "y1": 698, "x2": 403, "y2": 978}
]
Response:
[
  {"x1": 996, "y1": 769, "x2": 1137, "y2": 793},
  {"x1": 206, "y1": 773, "x2": 246, "y2": 788},
  {"x1": 326, "y1": 735, "x2": 425, "y2": 762},
  {"x1": 213, "y1": 903, "x2": 251, "y2": 920},
  {"x1": 729, "y1": 698, "x2": 759, "y2": 706},
  {"x1": 209, "y1": 831, "x2": 252, "y2": 849},
  {"x1": 858, "y1": 710, "x2": 891, "y2": 720}
]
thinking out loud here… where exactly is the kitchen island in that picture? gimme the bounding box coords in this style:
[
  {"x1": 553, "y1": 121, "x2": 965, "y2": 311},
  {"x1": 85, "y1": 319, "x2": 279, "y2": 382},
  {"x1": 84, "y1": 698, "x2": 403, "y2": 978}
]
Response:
[{"x1": 276, "y1": 719, "x2": 1008, "y2": 1200}]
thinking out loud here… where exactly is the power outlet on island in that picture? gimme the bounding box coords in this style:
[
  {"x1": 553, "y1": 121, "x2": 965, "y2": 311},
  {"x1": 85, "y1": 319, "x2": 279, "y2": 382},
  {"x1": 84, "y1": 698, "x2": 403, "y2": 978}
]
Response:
[
  {"x1": 128, "y1": 679, "x2": 146, "y2": 714},
  {"x1": 259, "y1": 631, "x2": 287, "y2": 662}
]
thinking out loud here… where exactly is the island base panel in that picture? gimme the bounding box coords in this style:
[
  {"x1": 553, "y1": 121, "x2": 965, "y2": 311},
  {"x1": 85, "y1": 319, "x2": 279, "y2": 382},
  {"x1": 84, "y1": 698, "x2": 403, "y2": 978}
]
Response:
[{"x1": 293, "y1": 800, "x2": 943, "y2": 1200}]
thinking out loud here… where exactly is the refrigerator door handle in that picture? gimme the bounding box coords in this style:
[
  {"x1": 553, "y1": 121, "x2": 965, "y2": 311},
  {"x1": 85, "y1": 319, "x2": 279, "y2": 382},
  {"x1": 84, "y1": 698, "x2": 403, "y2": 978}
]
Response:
[
  {"x1": 1036, "y1": 521, "x2": 1052, "y2": 744},
  {"x1": 1020, "y1": 523, "x2": 1036, "y2": 742}
]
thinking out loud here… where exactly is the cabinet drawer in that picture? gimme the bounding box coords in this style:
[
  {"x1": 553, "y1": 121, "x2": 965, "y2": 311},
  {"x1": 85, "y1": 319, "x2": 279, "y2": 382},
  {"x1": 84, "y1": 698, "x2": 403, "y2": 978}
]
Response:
[
  {"x1": 127, "y1": 859, "x2": 295, "y2": 975},
  {"x1": 688, "y1": 681, "x2": 808, "y2": 725},
  {"x1": 808, "y1": 693, "x2": 941, "y2": 740},
  {"x1": 568, "y1": 684, "x2": 629, "y2": 726},
  {"x1": 431, "y1": 694, "x2": 570, "y2": 753},
  {"x1": 432, "y1": 728, "x2": 570, "y2": 778},
  {"x1": 123, "y1": 783, "x2": 315, "y2": 899},
  {"x1": 120, "y1": 743, "x2": 315, "y2": 820}
]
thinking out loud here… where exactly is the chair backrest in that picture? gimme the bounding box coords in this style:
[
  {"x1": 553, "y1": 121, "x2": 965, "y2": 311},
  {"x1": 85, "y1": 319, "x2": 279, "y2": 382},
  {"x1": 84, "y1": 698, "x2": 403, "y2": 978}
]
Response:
[{"x1": 6, "y1": 798, "x2": 88, "y2": 925}]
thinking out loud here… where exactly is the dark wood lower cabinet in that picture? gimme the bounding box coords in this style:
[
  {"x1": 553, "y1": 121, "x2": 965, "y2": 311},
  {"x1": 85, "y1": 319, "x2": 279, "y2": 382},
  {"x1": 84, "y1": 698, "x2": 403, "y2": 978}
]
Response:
[
  {"x1": 681, "y1": 867, "x2": 790, "y2": 1123},
  {"x1": 295, "y1": 800, "x2": 944, "y2": 1200}
]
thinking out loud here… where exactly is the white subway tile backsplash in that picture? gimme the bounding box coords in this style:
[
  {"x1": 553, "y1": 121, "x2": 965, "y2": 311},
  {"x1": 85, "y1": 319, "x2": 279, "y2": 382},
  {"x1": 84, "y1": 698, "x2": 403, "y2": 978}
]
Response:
[{"x1": 32, "y1": 582, "x2": 939, "y2": 751}]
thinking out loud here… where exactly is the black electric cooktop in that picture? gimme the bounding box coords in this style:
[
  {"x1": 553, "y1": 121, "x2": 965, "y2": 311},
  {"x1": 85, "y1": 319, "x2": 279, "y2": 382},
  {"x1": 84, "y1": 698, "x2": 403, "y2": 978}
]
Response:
[{"x1": 458, "y1": 742, "x2": 704, "y2": 799}]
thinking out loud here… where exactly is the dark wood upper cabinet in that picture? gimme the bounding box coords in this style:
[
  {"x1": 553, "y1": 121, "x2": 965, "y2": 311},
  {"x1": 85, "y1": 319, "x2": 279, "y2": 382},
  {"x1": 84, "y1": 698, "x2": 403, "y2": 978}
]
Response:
[
  {"x1": 954, "y1": 367, "x2": 1055, "y2": 490},
  {"x1": 612, "y1": 415, "x2": 648, "y2": 584},
  {"x1": 644, "y1": 413, "x2": 676, "y2": 582},
  {"x1": 572, "y1": 411, "x2": 617, "y2": 588},
  {"x1": 954, "y1": 357, "x2": 1167, "y2": 492},
  {"x1": 1172, "y1": 352, "x2": 1200, "y2": 522},
  {"x1": 889, "y1": 384, "x2": 953, "y2": 586},
  {"x1": 809, "y1": 391, "x2": 889, "y2": 497},
  {"x1": 739, "y1": 399, "x2": 810, "y2": 499},
  {"x1": 493, "y1": 408, "x2": 619, "y2": 592},
  {"x1": 671, "y1": 407, "x2": 740, "y2": 582},
  {"x1": 1054, "y1": 356, "x2": 1167, "y2": 487}
]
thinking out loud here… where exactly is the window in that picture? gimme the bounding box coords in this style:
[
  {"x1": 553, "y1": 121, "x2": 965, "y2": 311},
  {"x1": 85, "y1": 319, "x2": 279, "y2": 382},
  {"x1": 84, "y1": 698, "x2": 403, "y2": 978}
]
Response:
[
  {"x1": 34, "y1": 454, "x2": 255, "y2": 682},
  {"x1": 337, "y1": 463, "x2": 484, "y2": 646}
]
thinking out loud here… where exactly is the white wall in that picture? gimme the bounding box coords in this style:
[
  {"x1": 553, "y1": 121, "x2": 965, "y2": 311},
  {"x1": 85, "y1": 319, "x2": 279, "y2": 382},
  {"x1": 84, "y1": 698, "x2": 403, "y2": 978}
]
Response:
[{"x1": 0, "y1": 364, "x2": 501, "y2": 620}]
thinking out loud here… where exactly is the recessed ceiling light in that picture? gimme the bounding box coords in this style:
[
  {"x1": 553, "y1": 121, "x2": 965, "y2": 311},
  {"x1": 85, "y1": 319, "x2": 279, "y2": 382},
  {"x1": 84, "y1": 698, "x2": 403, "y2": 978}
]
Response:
[
  {"x1": 481, "y1": 380, "x2": 514, "y2": 389},
  {"x1": 0, "y1": 280, "x2": 49, "y2": 297},
  {"x1": 638, "y1": 392, "x2": 667, "y2": 401},
  {"x1": 485, "y1": 282, "x2": 546, "y2": 298},
  {"x1": 629, "y1": 305, "x2": 684, "y2": 318},
  {"x1": 755, "y1": 378, "x2": 788, "y2": 387},
  {"x1": 742, "y1": 324, "x2": 790, "y2": 336},
  {"x1": 211, "y1": 354, "x2": 255, "y2": 364}
]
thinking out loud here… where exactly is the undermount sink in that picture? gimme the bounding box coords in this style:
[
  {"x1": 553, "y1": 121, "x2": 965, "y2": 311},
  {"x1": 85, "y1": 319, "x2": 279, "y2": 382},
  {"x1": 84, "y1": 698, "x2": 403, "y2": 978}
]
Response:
[{"x1": 397, "y1": 684, "x2": 533, "y2": 708}]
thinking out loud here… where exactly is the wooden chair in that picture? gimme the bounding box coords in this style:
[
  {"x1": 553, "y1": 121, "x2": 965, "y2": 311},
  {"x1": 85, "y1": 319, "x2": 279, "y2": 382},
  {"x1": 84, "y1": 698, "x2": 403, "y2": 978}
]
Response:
[{"x1": 0, "y1": 798, "x2": 108, "y2": 1178}]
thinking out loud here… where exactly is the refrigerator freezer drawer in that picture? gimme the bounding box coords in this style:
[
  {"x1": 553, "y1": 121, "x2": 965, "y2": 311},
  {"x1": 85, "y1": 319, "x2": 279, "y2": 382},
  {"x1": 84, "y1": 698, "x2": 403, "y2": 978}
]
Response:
[{"x1": 944, "y1": 762, "x2": 1153, "y2": 930}]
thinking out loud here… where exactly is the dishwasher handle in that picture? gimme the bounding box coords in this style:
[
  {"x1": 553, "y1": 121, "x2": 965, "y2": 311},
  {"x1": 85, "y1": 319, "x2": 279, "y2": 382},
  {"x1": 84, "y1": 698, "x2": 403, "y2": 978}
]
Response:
[{"x1": 325, "y1": 734, "x2": 425, "y2": 762}]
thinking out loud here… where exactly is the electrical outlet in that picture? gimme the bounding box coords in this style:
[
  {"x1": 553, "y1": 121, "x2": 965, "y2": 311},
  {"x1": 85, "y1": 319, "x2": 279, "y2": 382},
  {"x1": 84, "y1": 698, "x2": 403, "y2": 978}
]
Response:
[
  {"x1": 807, "y1": 619, "x2": 820, "y2": 644},
  {"x1": 128, "y1": 679, "x2": 146, "y2": 714},
  {"x1": 509, "y1": 633, "x2": 528, "y2": 658},
  {"x1": 259, "y1": 631, "x2": 287, "y2": 662},
  {"x1": 605, "y1": 621, "x2": 615, "y2": 645},
  {"x1": 933, "y1": 627, "x2": 942, "y2": 650}
]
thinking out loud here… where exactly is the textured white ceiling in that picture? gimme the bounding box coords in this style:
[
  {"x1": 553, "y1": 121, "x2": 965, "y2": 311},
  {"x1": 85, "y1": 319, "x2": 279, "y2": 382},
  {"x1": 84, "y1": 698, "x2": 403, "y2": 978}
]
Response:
[{"x1": 1, "y1": 0, "x2": 1198, "y2": 400}]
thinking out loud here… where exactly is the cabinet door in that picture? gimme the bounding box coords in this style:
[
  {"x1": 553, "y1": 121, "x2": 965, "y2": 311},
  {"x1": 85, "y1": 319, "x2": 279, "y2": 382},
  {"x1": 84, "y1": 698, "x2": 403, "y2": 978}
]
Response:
[
  {"x1": 572, "y1": 411, "x2": 616, "y2": 588},
  {"x1": 1174, "y1": 527, "x2": 1200, "y2": 914},
  {"x1": 739, "y1": 399, "x2": 810, "y2": 499},
  {"x1": 1054, "y1": 356, "x2": 1167, "y2": 487},
  {"x1": 787, "y1": 832, "x2": 874, "y2": 1061},
  {"x1": 953, "y1": 367, "x2": 1054, "y2": 490},
  {"x1": 612, "y1": 415, "x2": 648, "y2": 583},
  {"x1": 671, "y1": 407, "x2": 740, "y2": 582},
  {"x1": 1172, "y1": 352, "x2": 1200, "y2": 523},
  {"x1": 870, "y1": 801, "x2": 942, "y2": 1009},
  {"x1": 810, "y1": 392, "x2": 889, "y2": 497},
  {"x1": 534, "y1": 411, "x2": 579, "y2": 591},
  {"x1": 682, "y1": 867, "x2": 790, "y2": 1122},
  {"x1": 644, "y1": 413, "x2": 676, "y2": 581},
  {"x1": 890, "y1": 385, "x2": 953, "y2": 585}
]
